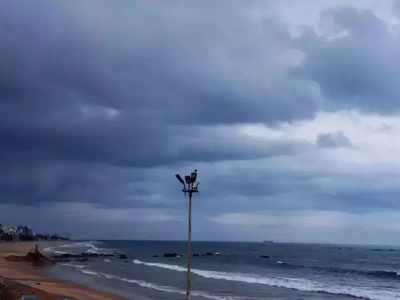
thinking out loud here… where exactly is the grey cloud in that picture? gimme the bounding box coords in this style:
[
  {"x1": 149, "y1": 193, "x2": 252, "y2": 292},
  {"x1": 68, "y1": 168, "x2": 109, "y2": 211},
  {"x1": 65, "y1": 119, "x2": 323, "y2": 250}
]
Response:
[
  {"x1": 295, "y1": 6, "x2": 400, "y2": 113},
  {"x1": 316, "y1": 131, "x2": 352, "y2": 148},
  {"x1": 0, "y1": 0, "x2": 319, "y2": 212},
  {"x1": 0, "y1": 0, "x2": 319, "y2": 123},
  {"x1": 0, "y1": 0, "x2": 320, "y2": 172},
  {"x1": 1, "y1": 1, "x2": 400, "y2": 242}
]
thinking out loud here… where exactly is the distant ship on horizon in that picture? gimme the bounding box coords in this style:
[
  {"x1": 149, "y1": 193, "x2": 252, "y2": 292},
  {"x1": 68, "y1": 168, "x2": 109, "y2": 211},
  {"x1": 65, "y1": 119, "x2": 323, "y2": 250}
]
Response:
[{"x1": 263, "y1": 240, "x2": 274, "y2": 243}]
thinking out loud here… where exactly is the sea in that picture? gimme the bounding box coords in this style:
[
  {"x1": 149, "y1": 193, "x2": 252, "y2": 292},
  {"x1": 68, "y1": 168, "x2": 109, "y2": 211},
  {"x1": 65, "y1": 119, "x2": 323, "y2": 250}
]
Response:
[{"x1": 43, "y1": 241, "x2": 400, "y2": 300}]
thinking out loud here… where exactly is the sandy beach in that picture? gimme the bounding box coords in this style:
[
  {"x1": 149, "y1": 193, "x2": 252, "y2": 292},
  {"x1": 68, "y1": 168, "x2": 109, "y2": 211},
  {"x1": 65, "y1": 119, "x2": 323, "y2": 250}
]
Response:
[{"x1": 0, "y1": 241, "x2": 126, "y2": 300}]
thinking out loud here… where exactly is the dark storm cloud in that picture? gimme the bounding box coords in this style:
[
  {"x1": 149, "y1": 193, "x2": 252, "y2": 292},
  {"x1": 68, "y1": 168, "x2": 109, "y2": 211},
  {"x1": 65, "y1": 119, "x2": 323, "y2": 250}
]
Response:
[
  {"x1": 0, "y1": 0, "x2": 320, "y2": 168},
  {"x1": 0, "y1": 0, "x2": 321, "y2": 210},
  {"x1": 0, "y1": 0, "x2": 318, "y2": 123},
  {"x1": 192, "y1": 158, "x2": 400, "y2": 217},
  {"x1": 1, "y1": 0, "x2": 400, "y2": 241},
  {"x1": 295, "y1": 6, "x2": 400, "y2": 113}
]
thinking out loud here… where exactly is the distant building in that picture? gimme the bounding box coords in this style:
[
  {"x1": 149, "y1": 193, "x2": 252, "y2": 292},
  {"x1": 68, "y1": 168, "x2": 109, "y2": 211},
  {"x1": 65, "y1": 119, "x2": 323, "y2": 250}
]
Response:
[
  {"x1": 1, "y1": 225, "x2": 17, "y2": 241},
  {"x1": 0, "y1": 223, "x2": 67, "y2": 241},
  {"x1": 17, "y1": 225, "x2": 34, "y2": 240}
]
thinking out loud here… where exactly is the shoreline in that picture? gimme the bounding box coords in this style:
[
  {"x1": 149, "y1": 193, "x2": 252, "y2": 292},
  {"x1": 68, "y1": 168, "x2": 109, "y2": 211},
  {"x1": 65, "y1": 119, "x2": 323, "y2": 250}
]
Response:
[{"x1": 0, "y1": 241, "x2": 127, "y2": 300}]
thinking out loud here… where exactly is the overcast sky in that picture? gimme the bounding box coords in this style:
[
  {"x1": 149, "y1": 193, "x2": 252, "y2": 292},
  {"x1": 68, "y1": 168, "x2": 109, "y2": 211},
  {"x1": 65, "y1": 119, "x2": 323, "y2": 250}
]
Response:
[{"x1": 2, "y1": 0, "x2": 400, "y2": 244}]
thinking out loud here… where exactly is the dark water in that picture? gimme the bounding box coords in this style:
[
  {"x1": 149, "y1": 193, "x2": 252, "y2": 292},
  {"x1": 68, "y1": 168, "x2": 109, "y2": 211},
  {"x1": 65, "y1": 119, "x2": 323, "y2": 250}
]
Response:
[{"x1": 44, "y1": 241, "x2": 400, "y2": 300}]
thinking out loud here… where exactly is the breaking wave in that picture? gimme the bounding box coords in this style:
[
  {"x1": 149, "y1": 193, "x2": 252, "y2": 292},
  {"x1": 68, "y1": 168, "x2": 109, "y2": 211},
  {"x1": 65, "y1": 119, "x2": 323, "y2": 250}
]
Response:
[
  {"x1": 45, "y1": 241, "x2": 114, "y2": 256},
  {"x1": 61, "y1": 263, "x2": 244, "y2": 300},
  {"x1": 42, "y1": 247, "x2": 69, "y2": 255},
  {"x1": 60, "y1": 263, "x2": 86, "y2": 269},
  {"x1": 132, "y1": 259, "x2": 400, "y2": 300},
  {"x1": 272, "y1": 261, "x2": 400, "y2": 279}
]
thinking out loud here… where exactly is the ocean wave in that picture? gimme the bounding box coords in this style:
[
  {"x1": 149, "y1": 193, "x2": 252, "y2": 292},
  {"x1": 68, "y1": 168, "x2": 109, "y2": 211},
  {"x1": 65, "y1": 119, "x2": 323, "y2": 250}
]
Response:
[
  {"x1": 133, "y1": 259, "x2": 187, "y2": 272},
  {"x1": 60, "y1": 241, "x2": 106, "y2": 253},
  {"x1": 366, "y1": 270, "x2": 400, "y2": 278},
  {"x1": 60, "y1": 263, "x2": 87, "y2": 269},
  {"x1": 81, "y1": 269, "x2": 102, "y2": 277},
  {"x1": 116, "y1": 276, "x2": 242, "y2": 300},
  {"x1": 63, "y1": 264, "x2": 244, "y2": 300},
  {"x1": 59, "y1": 241, "x2": 100, "y2": 249},
  {"x1": 132, "y1": 259, "x2": 400, "y2": 300},
  {"x1": 49, "y1": 241, "x2": 114, "y2": 256},
  {"x1": 43, "y1": 247, "x2": 69, "y2": 255},
  {"x1": 272, "y1": 261, "x2": 400, "y2": 279},
  {"x1": 332, "y1": 268, "x2": 400, "y2": 280}
]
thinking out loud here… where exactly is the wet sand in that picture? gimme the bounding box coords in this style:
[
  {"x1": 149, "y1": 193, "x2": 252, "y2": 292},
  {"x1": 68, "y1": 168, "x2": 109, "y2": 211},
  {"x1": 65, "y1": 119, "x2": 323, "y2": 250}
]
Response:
[{"x1": 0, "y1": 241, "x2": 126, "y2": 300}]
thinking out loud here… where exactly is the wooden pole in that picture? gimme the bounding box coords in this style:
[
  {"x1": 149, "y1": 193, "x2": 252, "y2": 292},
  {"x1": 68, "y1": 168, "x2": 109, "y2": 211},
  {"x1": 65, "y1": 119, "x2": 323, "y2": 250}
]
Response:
[{"x1": 186, "y1": 189, "x2": 193, "y2": 300}]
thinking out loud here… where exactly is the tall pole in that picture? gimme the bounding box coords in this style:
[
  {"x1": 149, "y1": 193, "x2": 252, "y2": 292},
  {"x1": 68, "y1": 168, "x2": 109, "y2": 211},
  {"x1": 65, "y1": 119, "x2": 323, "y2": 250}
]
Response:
[
  {"x1": 186, "y1": 189, "x2": 192, "y2": 300},
  {"x1": 175, "y1": 170, "x2": 198, "y2": 300}
]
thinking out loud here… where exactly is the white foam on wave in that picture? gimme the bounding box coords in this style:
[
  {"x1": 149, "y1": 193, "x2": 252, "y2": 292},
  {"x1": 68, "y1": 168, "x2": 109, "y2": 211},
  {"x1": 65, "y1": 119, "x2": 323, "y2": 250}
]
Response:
[
  {"x1": 81, "y1": 269, "x2": 101, "y2": 277},
  {"x1": 61, "y1": 263, "x2": 87, "y2": 269},
  {"x1": 43, "y1": 247, "x2": 69, "y2": 255},
  {"x1": 132, "y1": 259, "x2": 400, "y2": 300},
  {"x1": 133, "y1": 259, "x2": 186, "y2": 272},
  {"x1": 115, "y1": 276, "x2": 240, "y2": 300},
  {"x1": 70, "y1": 265, "x2": 242, "y2": 300},
  {"x1": 54, "y1": 241, "x2": 114, "y2": 255},
  {"x1": 59, "y1": 241, "x2": 99, "y2": 249}
]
